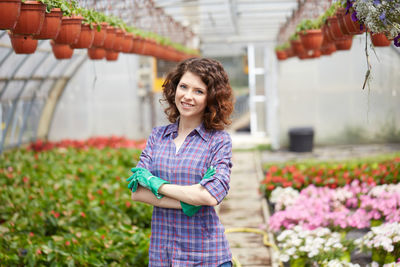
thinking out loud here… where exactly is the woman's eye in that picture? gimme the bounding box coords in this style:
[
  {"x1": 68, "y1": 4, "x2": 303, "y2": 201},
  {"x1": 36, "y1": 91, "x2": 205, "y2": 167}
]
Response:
[
  {"x1": 179, "y1": 84, "x2": 187, "y2": 89},
  {"x1": 196, "y1": 90, "x2": 204, "y2": 94}
]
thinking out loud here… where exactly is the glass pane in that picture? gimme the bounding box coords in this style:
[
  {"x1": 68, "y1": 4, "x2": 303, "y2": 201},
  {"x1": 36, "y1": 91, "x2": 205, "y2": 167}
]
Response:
[
  {"x1": 19, "y1": 80, "x2": 41, "y2": 100},
  {"x1": 15, "y1": 51, "x2": 48, "y2": 78},
  {"x1": 1, "y1": 80, "x2": 25, "y2": 101},
  {"x1": 20, "y1": 99, "x2": 44, "y2": 144}
]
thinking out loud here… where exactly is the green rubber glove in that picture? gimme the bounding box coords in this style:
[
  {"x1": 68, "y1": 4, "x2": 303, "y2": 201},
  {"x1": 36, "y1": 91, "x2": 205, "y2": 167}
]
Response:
[
  {"x1": 126, "y1": 172, "x2": 139, "y2": 192},
  {"x1": 130, "y1": 167, "x2": 170, "y2": 199},
  {"x1": 180, "y1": 166, "x2": 216, "y2": 217}
]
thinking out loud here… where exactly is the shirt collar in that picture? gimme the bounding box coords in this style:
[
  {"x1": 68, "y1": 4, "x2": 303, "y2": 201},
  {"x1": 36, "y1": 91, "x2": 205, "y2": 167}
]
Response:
[{"x1": 163, "y1": 120, "x2": 210, "y2": 142}]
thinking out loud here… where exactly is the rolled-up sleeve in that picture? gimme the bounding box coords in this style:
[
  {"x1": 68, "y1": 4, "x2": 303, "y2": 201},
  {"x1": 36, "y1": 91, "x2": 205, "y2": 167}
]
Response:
[
  {"x1": 200, "y1": 132, "x2": 232, "y2": 204},
  {"x1": 136, "y1": 127, "x2": 158, "y2": 170}
]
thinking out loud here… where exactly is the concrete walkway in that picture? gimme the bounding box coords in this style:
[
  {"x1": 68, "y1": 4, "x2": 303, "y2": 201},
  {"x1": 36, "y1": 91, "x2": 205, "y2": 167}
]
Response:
[{"x1": 218, "y1": 151, "x2": 273, "y2": 267}]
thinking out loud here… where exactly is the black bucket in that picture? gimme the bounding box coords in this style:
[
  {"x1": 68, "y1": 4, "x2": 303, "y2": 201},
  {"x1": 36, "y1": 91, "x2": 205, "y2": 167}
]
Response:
[{"x1": 288, "y1": 127, "x2": 314, "y2": 152}]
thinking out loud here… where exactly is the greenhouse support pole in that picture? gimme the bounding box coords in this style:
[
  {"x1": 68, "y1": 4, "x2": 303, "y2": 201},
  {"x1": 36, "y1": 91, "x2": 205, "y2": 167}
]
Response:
[{"x1": 264, "y1": 45, "x2": 280, "y2": 150}]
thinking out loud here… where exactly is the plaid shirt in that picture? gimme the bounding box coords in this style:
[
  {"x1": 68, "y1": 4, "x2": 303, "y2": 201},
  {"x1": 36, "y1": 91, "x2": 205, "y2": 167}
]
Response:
[{"x1": 136, "y1": 121, "x2": 232, "y2": 266}]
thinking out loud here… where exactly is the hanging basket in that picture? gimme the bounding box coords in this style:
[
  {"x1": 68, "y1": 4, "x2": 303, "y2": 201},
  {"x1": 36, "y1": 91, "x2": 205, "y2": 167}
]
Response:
[
  {"x1": 121, "y1": 33, "x2": 134, "y2": 53},
  {"x1": 299, "y1": 29, "x2": 323, "y2": 51},
  {"x1": 8, "y1": 32, "x2": 37, "y2": 54},
  {"x1": 70, "y1": 23, "x2": 95, "y2": 49},
  {"x1": 343, "y1": 12, "x2": 365, "y2": 35},
  {"x1": 290, "y1": 39, "x2": 305, "y2": 56},
  {"x1": 33, "y1": 8, "x2": 62, "y2": 40},
  {"x1": 336, "y1": 8, "x2": 351, "y2": 35},
  {"x1": 54, "y1": 16, "x2": 83, "y2": 44},
  {"x1": 320, "y1": 42, "x2": 336, "y2": 55},
  {"x1": 0, "y1": 0, "x2": 21, "y2": 30},
  {"x1": 112, "y1": 28, "x2": 125, "y2": 52},
  {"x1": 87, "y1": 47, "x2": 106, "y2": 60},
  {"x1": 50, "y1": 40, "x2": 74, "y2": 59},
  {"x1": 106, "y1": 50, "x2": 119, "y2": 61},
  {"x1": 370, "y1": 33, "x2": 391, "y2": 47},
  {"x1": 327, "y1": 16, "x2": 345, "y2": 41},
  {"x1": 12, "y1": 1, "x2": 46, "y2": 35},
  {"x1": 102, "y1": 26, "x2": 116, "y2": 50},
  {"x1": 130, "y1": 35, "x2": 145, "y2": 54},
  {"x1": 275, "y1": 50, "x2": 287, "y2": 60},
  {"x1": 335, "y1": 35, "x2": 353, "y2": 50},
  {"x1": 92, "y1": 22, "x2": 108, "y2": 47}
]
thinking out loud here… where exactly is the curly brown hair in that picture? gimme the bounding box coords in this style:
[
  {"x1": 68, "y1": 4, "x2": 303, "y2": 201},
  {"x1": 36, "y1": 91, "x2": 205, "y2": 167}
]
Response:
[{"x1": 161, "y1": 57, "x2": 234, "y2": 131}]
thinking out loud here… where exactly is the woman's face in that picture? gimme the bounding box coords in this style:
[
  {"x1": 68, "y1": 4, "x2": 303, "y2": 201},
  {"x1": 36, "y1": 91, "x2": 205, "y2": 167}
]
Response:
[{"x1": 175, "y1": 71, "x2": 208, "y2": 122}]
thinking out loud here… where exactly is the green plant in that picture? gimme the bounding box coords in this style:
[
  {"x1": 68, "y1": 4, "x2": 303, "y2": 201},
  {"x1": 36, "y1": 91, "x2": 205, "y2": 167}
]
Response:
[
  {"x1": 275, "y1": 42, "x2": 290, "y2": 51},
  {"x1": 296, "y1": 18, "x2": 321, "y2": 34}
]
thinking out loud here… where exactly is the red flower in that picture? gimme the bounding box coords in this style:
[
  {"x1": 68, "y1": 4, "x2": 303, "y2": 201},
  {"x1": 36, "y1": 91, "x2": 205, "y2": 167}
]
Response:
[
  {"x1": 29, "y1": 232, "x2": 34, "y2": 237},
  {"x1": 23, "y1": 176, "x2": 29, "y2": 183},
  {"x1": 36, "y1": 249, "x2": 42, "y2": 255},
  {"x1": 80, "y1": 212, "x2": 86, "y2": 218},
  {"x1": 266, "y1": 184, "x2": 275, "y2": 191},
  {"x1": 65, "y1": 241, "x2": 70, "y2": 246},
  {"x1": 269, "y1": 165, "x2": 279, "y2": 174},
  {"x1": 125, "y1": 201, "x2": 131, "y2": 208}
]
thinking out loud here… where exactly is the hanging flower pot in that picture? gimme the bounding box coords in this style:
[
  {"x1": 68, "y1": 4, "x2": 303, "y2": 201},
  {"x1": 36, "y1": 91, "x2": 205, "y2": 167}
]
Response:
[
  {"x1": 321, "y1": 42, "x2": 336, "y2": 55},
  {"x1": 130, "y1": 35, "x2": 145, "y2": 54},
  {"x1": 106, "y1": 50, "x2": 119, "y2": 61},
  {"x1": 112, "y1": 28, "x2": 125, "y2": 52},
  {"x1": 335, "y1": 35, "x2": 353, "y2": 50},
  {"x1": 87, "y1": 47, "x2": 106, "y2": 60},
  {"x1": 0, "y1": 0, "x2": 21, "y2": 30},
  {"x1": 336, "y1": 8, "x2": 350, "y2": 36},
  {"x1": 370, "y1": 33, "x2": 391, "y2": 47},
  {"x1": 92, "y1": 22, "x2": 108, "y2": 47},
  {"x1": 50, "y1": 40, "x2": 74, "y2": 59},
  {"x1": 102, "y1": 26, "x2": 116, "y2": 50},
  {"x1": 12, "y1": 1, "x2": 46, "y2": 35},
  {"x1": 53, "y1": 16, "x2": 83, "y2": 44},
  {"x1": 8, "y1": 32, "x2": 37, "y2": 54},
  {"x1": 121, "y1": 33, "x2": 134, "y2": 53},
  {"x1": 275, "y1": 50, "x2": 287, "y2": 61},
  {"x1": 322, "y1": 24, "x2": 334, "y2": 43},
  {"x1": 70, "y1": 23, "x2": 95, "y2": 49},
  {"x1": 290, "y1": 39, "x2": 305, "y2": 56},
  {"x1": 327, "y1": 16, "x2": 345, "y2": 41},
  {"x1": 299, "y1": 29, "x2": 323, "y2": 51},
  {"x1": 343, "y1": 12, "x2": 365, "y2": 35},
  {"x1": 33, "y1": 8, "x2": 62, "y2": 40}
]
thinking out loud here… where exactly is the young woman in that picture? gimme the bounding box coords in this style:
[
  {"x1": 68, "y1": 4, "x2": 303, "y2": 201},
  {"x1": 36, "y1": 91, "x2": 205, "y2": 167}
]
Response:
[{"x1": 128, "y1": 57, "x2": 234, "y2": 266}]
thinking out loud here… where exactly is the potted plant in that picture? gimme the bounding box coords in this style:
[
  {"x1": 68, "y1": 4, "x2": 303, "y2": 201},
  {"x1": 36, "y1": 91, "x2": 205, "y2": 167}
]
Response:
[
  {"x1": 50, "y1": 39, "x2": 73, "y2": 59},
  {"x1": 87, "y1": 47, "x2": 106, "y2": 60},
  {"x1": 105, "y1": 50, "x2": 119, "y2": 61},
  {"x1": 274, "y1": 43, "x2": 289, "y2": 61},
  {"x1": 335, "y1": 35, "x2": 353, "y2": 50},
  {"x1": 34, "y1": 0, "x2": 63, "y2": 39},
  {"x1": 341, "y1": 0, "x2": 365, "y2": 35},
  {"x1": 8, "y1": 32, "x2": 38, "y2": 54},
  {"x1": 0, "y1": 0, "x2": 21, "y2": 30},
  {"x1": 296, "y1": 18, "x2": 324, "y2": 51},
  {"x1": 53, "y1": 0, "x2": 83, "y2": 45},
  {"x1": 12, "y1": 0, "x2": 46, "y2": 35},
  {"x1": 289, "y1": 33, "x2": 305, "y2": 57},
  {"x1": 83, "y1": 9, "x2": 108, "y2": 47},
  {"x1": 370, "y1": 32, "x2": 391, "y2": 47},
  {"x1": 353, "y1": 0, "x2": 400, "y2": 46}
]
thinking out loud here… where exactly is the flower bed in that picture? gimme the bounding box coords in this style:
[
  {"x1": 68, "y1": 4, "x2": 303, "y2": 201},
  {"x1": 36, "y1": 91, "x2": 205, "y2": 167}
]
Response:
[
  {"x1": 0, "y1": 145, "x2": 151, "y2": 265},
  {"x1": 262, "y1": 154, "x2": 400, "y2": 266},
  {"x1": 261, "y1": 154, "x2": 400, "y2": 198}
]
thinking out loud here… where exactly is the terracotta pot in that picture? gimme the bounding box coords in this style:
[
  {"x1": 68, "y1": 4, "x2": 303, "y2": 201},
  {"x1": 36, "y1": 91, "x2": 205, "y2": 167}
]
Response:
[
  {"x1": 0, "y1": 0, "x2": 21, "y2": 30},
  {"x1": 290, "y1": 39, "x2": 305, "y2": 56},
  {"x1": 299, "y1": 29, "x2": 323, "y2": 51},
  {"x1": 50, "y1": 40, "x2": 74, "y2": 59},
  {"x1": 54, "y1": 16, "x2": 83, "y2": 44},
  {"x1": 106, "y1": 50, "x2": 119, "y2": 61},
  {"x1": 112, "y1": 28, "x2": 125, "y2": 52},
  {"x1": 130, "y1": 36, "x2": 145, "y2": 54},
  {"x1": 327, "y1": 16, "x2": 345, "y2": 41},
  {"x1": 142, "y1": 39, "x2": 159, "y2": 56},
  {"x1": 33, "y1": 8, "x2": 62, "y2": 40},
  {"x1": 343, "y1": 12, "x2": 365, "y2": 35},
  {"x1": 121, "y1": 33, "x2": 134, "y2": 53},
  {"x1": 336, "y1": 8, "x2": 350, "y2": 35},
  {"x1": 102, "y1": 26, "x2": 116, "y2": 50},
  {"x1": 322, "y1": 24, "x2": 334, "y2": 43},
  {"x1": 321, "y1": 42, "x2": 336, "y2": 55},
  {"x1": 13, "y1": 1, "x2": 46, "y2": 35},
  {"x1": 275, "y1": 50, "x2": 287, "y2": 60},
  {"x1": 310, "y1": 49, "x2": 321, "y2": 58},
  {"x1": 335, "y1": 35, "x2": 353, "y2": 50},
  {"x1": 370, "y1": 33, "x2": 391, "y2": 47},
  {"x1": 87, "y1": 47, "x2": 106, "y2": 60},
  {"x1": 92, "y1": 22, "x2": 108, "y2": 47},
  {"x1": 70, "y1": 24, "x2": 95, "y2": 49},
  {"x1": 8, "y1": 32, "x2": 37, "y2": 54}
]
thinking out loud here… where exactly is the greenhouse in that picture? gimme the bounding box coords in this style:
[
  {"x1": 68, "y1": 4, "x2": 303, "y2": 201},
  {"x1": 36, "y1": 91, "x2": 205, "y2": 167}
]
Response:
[{"x1": 1, "y1": 0, "x2": 400, "y2": 266}]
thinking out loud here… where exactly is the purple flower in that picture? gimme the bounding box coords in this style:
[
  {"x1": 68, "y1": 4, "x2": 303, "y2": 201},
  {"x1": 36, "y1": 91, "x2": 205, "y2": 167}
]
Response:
[
  {"x1": 379, "y1": 10, "x2": 387, "y2": 25},
  {"x1": 351, "y1": 11, "x2": 359, "y2": 22},
  {"x1": 394, "y1": 34, "x2": 400, "y2": 47},
  {"x1": 373, "y1": 0, "x2": 381, "y2": 5}
]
